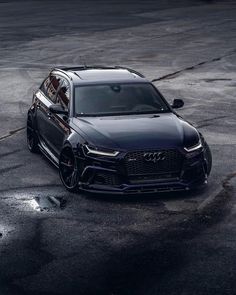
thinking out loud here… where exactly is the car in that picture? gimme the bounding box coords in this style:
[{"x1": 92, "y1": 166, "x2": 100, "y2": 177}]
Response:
[{"x1": 27, "y1": 65, "x2": 212, "y2": 194}]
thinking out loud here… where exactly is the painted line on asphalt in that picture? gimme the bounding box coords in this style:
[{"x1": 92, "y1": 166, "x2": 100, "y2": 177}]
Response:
[
  {"x1": 0, "y1": 126, "x2": 26, "y2": 142},
  {"x1": 152, "y1": 49, "x2": 236, "y2": 82}
]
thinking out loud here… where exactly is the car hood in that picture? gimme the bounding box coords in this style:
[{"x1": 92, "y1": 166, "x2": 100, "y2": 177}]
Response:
[{"x1": 71, "y1": 113, "x2": 199, "y2": 151}]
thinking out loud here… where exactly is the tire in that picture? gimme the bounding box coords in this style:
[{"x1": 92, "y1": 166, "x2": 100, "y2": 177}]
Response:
[
  {"x1": 27, "y1": 112, "x2": 39, "y2": 153},
  {"x1": 204, "y1": 142, "x2": 212, "y2": 176},
  {"x1": 59, "y1": 147, "x2": 79, "y2": 192}
]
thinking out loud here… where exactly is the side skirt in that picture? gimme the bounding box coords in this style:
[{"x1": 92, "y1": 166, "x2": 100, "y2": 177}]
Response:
[{"x1": 38, "y1": 141, "x2": 59, "y2": 169}]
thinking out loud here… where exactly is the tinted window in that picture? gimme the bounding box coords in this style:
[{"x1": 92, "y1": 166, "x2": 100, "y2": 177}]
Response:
[
  {"x1": 40, "y1": 75, "x2": 52, "y2": 95},
  {"x1": 74, "y1": 83, "x2": 169, "y2": 116},
  {"x1": 40, "y1": 74, "x2": 61, "y2": 103},
  {"x1": 56, "y1": 78, "x2": 70, "y2": 110}
]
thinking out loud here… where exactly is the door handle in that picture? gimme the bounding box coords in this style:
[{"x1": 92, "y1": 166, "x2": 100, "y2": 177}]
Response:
[{"x1": 47, "y1": 112, "x2": 52, "y2": 119}]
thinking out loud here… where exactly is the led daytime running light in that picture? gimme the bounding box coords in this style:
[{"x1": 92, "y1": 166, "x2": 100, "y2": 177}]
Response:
[
  {"x1": 184, "y1": 141, "x2": 202, "y2": 152},
  {"x1": 85, "y1": 145, "x2": 119, "y2": 157}
]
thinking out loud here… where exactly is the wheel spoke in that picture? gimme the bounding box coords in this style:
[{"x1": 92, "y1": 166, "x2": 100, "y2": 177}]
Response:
[
  {"x1": 60, "y1": 161, "x2": 73, "y2": 168},
  {"x1": 60, "y1": 149, "x2": 78, "y2": 190},
  {"x1": 29, "y1": 137, "x2": 34, "y2": 146},
  {"x1": 27, "y1": 126, "x2": 33, "y2": 132},
  {"x1": 26, "y1": 115, "x2": 39, "y2": 153},
  {"x1": 70, "y1": 169, "x2": 77, "y2": 186},
  {"x1": 66, "y1": 174, "x2": 72, "y2": 184},
  {"x1": 27, "y1": 128, "x2": 34, "y2": 147}
]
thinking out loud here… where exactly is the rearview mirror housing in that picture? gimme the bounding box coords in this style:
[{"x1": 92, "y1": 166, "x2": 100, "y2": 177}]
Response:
[
  {"x1": 171, "y1": 99, "x2": 184, "y2": 109},
  {"x1": 49, "y1": 104, "x2": 68, "y2": 115}
]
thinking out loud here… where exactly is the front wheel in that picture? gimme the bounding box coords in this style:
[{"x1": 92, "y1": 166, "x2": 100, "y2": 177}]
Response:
[
  {"x1": 59, "y1": 147, "x2": 80, "y2": 192},
  {"x1": 27, "y1": 112, "x2": 39, "y2": 153}
]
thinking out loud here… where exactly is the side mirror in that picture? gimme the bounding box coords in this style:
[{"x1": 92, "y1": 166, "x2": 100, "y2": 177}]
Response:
[
  {"x1": 49, "y1": 104, "x2": 68, "y2": 115},
  {"x1": 171, "y1": 99, "x2": 184, "y2": 109}
]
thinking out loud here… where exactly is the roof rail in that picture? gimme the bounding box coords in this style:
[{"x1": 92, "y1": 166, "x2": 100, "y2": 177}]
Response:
[
  {"x1": 73, "y1": 72, "x2": 83, "y2": 79},
  {"x1": 52, "y1": 68, "x2": 73, "y2": 80},
  {"x1": 52, "y1": 65, "x2": 145, "y2": 79},
  {"x1": 61, "y1": 65, "x2": 117, "y2": 72},
  {"x1": 114, "y1": 66, "x2": 145, "y2": 78},
  {"x1": 60, "y1": 65, "x2": 87, "y2": 71}
]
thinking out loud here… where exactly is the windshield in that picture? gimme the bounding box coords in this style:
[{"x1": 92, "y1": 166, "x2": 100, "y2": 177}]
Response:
[{"x1": 74, "y1": 83, "x2": 170, "y2": 116}]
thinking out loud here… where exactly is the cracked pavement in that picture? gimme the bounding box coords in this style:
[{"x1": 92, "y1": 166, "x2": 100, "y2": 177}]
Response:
[{"x1": 0, "y1": 0, "x2": 236, "y2": 294}]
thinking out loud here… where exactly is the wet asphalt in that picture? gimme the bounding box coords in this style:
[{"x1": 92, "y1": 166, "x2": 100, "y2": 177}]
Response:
[{"x1": 0, "y1": 0, "x2": 236, "y2": 294}]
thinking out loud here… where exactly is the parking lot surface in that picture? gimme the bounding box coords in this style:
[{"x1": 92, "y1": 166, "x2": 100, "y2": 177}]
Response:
[{"x1": 0, "y1": 1, "x2": 236, "y2": 294}]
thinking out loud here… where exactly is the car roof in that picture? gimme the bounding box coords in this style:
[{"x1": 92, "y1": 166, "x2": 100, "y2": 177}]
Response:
[{"x1": 52, "y1": 66, "x2": 148, "y2": 84}]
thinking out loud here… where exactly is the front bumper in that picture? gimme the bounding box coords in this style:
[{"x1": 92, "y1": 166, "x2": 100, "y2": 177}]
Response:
[
  {"x1": 80, "y1": 179, "x2": 206, "y2": 195},
  {"x1": 76, "y1": 148, "x2": 209, "y2": 195}
]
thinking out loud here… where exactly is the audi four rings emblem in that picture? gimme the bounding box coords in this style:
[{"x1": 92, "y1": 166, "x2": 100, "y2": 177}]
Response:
[{"x1": 143, "y1": 152, "x2": 166, "y2": 163}]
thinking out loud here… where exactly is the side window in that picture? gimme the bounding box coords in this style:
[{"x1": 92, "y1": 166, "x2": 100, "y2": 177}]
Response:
[
  {"x1": 40, "y1": 74, "x2": 61, "y2": 103},
  {"x1": 56, "y1": 78, "x2": 70, "y2": 110},
  {"x1": 48, "y1": 75, "x2": 61, "y2": 103},
  {"x1": 40, "y1": 75, "x2": 52, "y2": 95}
]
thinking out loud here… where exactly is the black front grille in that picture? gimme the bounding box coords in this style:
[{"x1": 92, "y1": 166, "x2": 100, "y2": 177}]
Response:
[{"x1": 124, "y1": 149, "x2": 183, "y2": 176}]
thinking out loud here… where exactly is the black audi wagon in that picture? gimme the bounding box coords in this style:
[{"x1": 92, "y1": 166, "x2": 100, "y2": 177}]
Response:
[{"x1": 27, "y1": 66, "x2": 212, "y2": 194}]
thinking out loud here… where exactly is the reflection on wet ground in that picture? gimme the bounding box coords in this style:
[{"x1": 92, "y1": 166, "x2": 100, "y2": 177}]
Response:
[{"x1": 29, "y1": 196, "x2": 67, "y2": 212}]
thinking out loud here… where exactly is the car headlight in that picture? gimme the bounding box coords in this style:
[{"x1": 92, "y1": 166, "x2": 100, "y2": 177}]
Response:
[
  {"x1": 184, "y1": 141, "x2": 202, "y2": 152},
  {"x1": 84, "y1": 145, "x2": 120, "y2": 157},
  {"x1": 184, "y1": 138, "x2": 203, "y2": 158}
]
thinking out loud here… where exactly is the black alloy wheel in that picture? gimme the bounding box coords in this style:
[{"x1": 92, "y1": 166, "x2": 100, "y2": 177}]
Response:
[
  {"x1": 59, "y1": 147, "x2": 79, "y2": 192},
  {"x1": 205, "y1": 142, "x2": 212, "y2": 175},
  {"x1": 27, "y1": 113, "x2": 39, "y2": 153}
]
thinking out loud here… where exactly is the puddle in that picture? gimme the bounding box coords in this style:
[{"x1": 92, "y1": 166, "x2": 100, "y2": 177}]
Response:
[
  {"x1": 29, "y1": 196, "x2": 67, "y2": 212},
  {"x1": 0, "y1": 224, "x2": 14, "y2": 240}
]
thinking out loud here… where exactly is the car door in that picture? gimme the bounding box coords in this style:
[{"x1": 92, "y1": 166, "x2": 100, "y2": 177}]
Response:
[{"x1": 45, "y1": 76, "x2": 71, "y2": 158}]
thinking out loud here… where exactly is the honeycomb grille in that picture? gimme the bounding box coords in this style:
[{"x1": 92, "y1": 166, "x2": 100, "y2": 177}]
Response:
[{"x1": 124, "y1": 149, "x2": 183, "y2": 176}]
